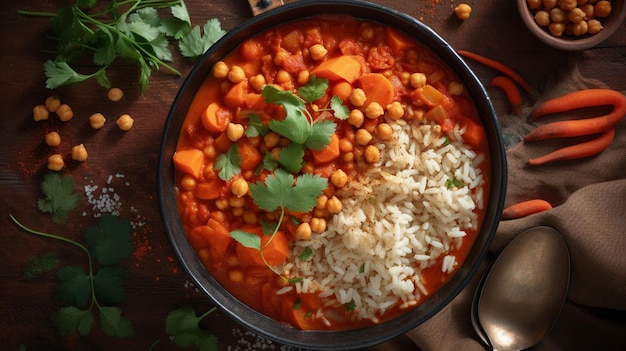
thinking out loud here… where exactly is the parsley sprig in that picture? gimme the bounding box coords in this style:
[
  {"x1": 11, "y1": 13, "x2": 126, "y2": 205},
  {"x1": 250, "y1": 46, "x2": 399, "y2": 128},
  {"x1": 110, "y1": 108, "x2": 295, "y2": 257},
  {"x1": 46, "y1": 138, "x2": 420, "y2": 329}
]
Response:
[
  {"x1": 10, "y1": 214, "x2": 135, "y2": 339},
  {"x1": 19, "y1": 0, "x2": 225, "y2": 92}
]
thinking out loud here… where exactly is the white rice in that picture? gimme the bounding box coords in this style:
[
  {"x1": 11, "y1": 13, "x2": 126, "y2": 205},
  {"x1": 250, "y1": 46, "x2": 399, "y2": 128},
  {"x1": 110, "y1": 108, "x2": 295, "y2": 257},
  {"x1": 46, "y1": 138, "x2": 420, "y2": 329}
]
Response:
[{"x1": 284, "y1": 117, "x2": 485, "y2": 323}]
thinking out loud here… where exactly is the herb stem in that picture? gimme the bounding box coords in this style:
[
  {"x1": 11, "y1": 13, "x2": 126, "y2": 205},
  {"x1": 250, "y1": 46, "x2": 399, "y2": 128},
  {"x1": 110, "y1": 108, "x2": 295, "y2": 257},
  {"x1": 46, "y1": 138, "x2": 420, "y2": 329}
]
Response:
[
  {"x1": 198, "y1": 306, "x2": 217, "y2": 320},
  {"x1": 16, "y1": 10, "x2": 57, "y2": 17}
]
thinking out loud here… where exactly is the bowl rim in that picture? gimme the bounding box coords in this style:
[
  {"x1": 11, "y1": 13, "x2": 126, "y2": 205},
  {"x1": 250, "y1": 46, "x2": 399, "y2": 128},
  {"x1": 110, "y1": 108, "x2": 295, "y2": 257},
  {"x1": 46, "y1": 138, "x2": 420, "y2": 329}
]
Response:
[
  {"x1": 157, "y1": 0, "x2": 507, "y2": 349},
  {"x1": 516, "y1": 0, "x2": 626, "y2": 51}
]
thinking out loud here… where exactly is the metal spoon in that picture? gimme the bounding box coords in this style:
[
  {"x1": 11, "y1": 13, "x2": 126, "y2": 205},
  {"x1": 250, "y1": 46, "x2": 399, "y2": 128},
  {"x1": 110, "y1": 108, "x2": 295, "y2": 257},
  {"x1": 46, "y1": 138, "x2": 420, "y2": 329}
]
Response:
[{"x1": 476, "y1": 226, "x2": 570, "y2": 351}]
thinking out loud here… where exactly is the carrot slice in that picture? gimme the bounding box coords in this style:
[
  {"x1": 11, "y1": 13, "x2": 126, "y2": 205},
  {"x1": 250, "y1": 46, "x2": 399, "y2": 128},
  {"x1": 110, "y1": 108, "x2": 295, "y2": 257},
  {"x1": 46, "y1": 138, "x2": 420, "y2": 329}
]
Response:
[
  {"x1": 201, "y1": 102, "x2": 230, "y2": 133},
  {"x1": 385, "y1": 27, "x2": 415, "y2": 54},
  {"x1": 173, "y1": 148, "x2": 204, "y2": 179},
  {"x1": 190, "y1": 219, "x2": 233, "y2": 261},
  {"x1": 311, "y1": 133, "x2": 340, "y2": 164},
  {"x1": 310, "y1": 55, "x2": 362, "y2": 83},
  {"x1": 194, "y1": 178, "x2": 225, "y2": 200},
  {"x1": 236, "y1": 229, "x2": 289, "y2": 267},
  {"x1": 223, "y1": 81, "x2": 248, "y2": 108},
  {"x1": 238, "y1": 139, "x2": 263, "y2": 170},
  {"x1": 356, "y1": 73, "x2": 395, "y2": 107}
]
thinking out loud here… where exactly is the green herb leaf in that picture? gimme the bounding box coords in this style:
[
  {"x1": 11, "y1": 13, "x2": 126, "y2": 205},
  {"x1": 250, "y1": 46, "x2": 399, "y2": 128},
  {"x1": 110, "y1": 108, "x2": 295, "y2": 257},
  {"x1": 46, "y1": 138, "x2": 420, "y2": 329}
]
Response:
[
  {"x1": 245, "y1": 113, "x2": 269, "y2": 137},
  {"x1": 85, "y1": 215, "x2": 133, "y2": 265},
  {"x1": 446, "y1": 178, "x2": 463, "y2": 189},
  {"x1": 52, "y1": 306, "x2": 94, "y2": 336},
  {"x1": 263, "y1": 85, "x2": 310, "y2": 144},
  {"x1": 359, "y1": 263, "x2": 365, "y2": 273},
  {"x1": 292, "y1": 299, "x2": 301, "y2": 310},
  {"x1": 166, "y1": 304, "x2": 218, "y2": 351},
  {"x1": 230, "y1": 230, "x2": 261, "y2": 250},
  {"x1": 299, "y1": 247, "x2": 314, "y2": 261},
  {"x1": 330, "y1": 95, "x2": 350, "y2": 119},
  {"x1": 55, "y1": 266, "x2": 92, "y2": 307},
  {"x1": 99, "y1": 306, "x2": 134, "y2": 338},
  {"x1": 297, "y1": 75, "x2": 328, "y2": 103},
  {"x1": 346, "y1": 301, "x2": 356, "y2": 312},
  {"x1": 249, "y1": 169, "x2": 326, "y2": 213},
  {"x1": 94, "y1": 266, "x2": 128, "y2": 305},
  {"x1": 214, "y1": 143, "x2": 241, "y2": 181},
  {"x1": 306, "y1": 120, "x2": 336, "y2": 150},
  {"x1": 179, "y1": 18, "x2": 226, "y2": 60},
  {"x1": 260, "y1": 152, "x2": 278, "y2": 172},
  {"x1": 261, "y1": 220, "x2": 278, "y2": 235},
  {"x1": 285, "y1": 173, "x2": 328, "y2": 213},
  {"x1": 37, "y1": 172, "x2": 80, "y2": 224},
  {"x1": 43, "y1": 60, "x2": 110, "y2": 90},
  {"x1": 23, "y1": 252, "x2": 60, "y2": 280},
  {"x1": 278, "y1": 142, "x2": 305, "y2": 173}
]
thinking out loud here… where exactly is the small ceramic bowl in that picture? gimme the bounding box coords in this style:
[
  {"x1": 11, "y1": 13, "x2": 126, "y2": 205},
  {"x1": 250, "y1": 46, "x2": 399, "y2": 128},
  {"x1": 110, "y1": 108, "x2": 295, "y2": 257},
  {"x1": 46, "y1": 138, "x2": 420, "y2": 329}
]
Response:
[{"x1": 517, "y1": 0, "x2": 626, "y2": 51}]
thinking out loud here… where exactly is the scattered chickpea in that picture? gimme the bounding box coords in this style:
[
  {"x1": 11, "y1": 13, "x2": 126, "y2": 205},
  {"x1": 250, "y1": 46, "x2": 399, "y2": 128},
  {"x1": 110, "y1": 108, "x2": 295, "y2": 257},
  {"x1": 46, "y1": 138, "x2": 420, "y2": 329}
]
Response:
[
  {"x1": 107, "y1": 87, "x2": 124, "y2": 102},
  {"x1": 409, "y1": 72, "x2": 427, "y2": 89},
  {"x1": 33, "y1": 104, "x2": 49, "y2": 121},
  {"x1": 376, "y1": 123, "x2": 394, "y2": 141},
  {"x1": 448, "y1": 81, "x2": 464, "y2": 96},
  {"x1": 309, "y1": 44, "x2": 328, "y2": 60},
  {"x1": 56, "y1": 104, "x2": 74, "y2": 122},
  {"x1": 89, "y1": 113, "x2": 106, "y2": 129},
  {"x1": 454, "y1": 4, "x2": 472, "y2": 20},
  {"x1": 355, "y1": 128, "x2": 373, "y2": 145},
  {"x1": 227, "y1": 65, "x2": 246, "y2": 83},
  {"x1": 364, "y1": 102, "x2": 384, "y2": 119},
  {"x1": 213, "y1": 61, "x2": 229, "y2": 78},
  {"x1": 231, "y1": 178, "x2": 249, "y2": 197},
  {"x1": 44, "y1": 96, "x2": 61, "y2": 113},
  {"x1": 330, "y1": 169, "x2": 348, "y2": 188},
  {"x1": 295, "y1": 222, "x2": 312, "y2": 241},
  {"x1": 47, "y1": 153, "x2": 64, "y2": 171},
  {"x1": 226, "y1": 123, "x2": 244, "y2": 141},
  {"x1": 179, "y1": 175, "x2": 197, "y2": 191},
  {"x1": 348, "y1": 109, "x2": 365, "y2": 127},
  {"x1": 116, "y1": 114, "x2": 134, "y2": 131},
  {"x1": 310, "y1": 217, "x2": 327, "y2": 233},
  {"x1": 364, "y1": 144, "x2": 381, "y2": 163},
  {"x1": 71, "y1": 143, "x2": 88, "y2": 162},
  {"x1": 326, "y1": 196, "x2": 342, "y2": 214},
  {"x1": 45, "y1": 131, "x2": 61, "y2": 147},
  {"x1": 349, "y1": 88, "x2": 367, "y2": 107}
]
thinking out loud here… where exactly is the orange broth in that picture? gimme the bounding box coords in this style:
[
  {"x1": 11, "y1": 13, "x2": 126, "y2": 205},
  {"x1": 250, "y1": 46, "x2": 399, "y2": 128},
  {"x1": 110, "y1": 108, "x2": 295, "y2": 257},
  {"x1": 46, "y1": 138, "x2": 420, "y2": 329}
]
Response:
[{"x1": 174, "y1": 15, "x2": 490, "y2": 330}]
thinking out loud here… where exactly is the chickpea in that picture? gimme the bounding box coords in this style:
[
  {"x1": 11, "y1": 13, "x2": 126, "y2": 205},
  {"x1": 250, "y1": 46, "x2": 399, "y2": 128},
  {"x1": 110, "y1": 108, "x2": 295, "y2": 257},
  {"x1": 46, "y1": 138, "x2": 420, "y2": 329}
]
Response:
[
  {"x1": 559, "y1": 0, "x2": 578, "y2": 11},
  {"x1": 580, "y1": 3, "x2": 595, "y2": 18},
  {"x1": 264, "y1": 132, "x2": 280, "y2": 148},
  {"x1": 276, "y1": 69, "x2": 291, "y2": 84},
  {"x1": 179, "y1": 175, "x2": 196, "y2": 191},
  {"x1": 341, "y1": 151, "x2": 355, "y2": 163},
  {"x1": 376, "y1": 123, "x2": 394, "y2": 141},
  {"x1": 448, "y1": 81, "x2": 464, "y2": 96},
  {"x1": 226, "y1": 253, "x2": 239, "y2": 267},
  {"x1": 271, "y1": 147, "x2": 281, "y2": 161},
  {"x1": 550, "y1": 7, "x2": 567, "y2": 22},
  {"x1": 386, "y1": 101, "x2": 404, "y2": 120},
  {"x1": 249, "y1": 74, "x2": 266, "y2": 91},
  {"x1": 364, "y1": 145, "x2": 380, "y2": 163},
  {"x1": 56, "y1": 103, "x2": 74, "y2": 122},
  {"x1": 326, "y1": 196, "x2": 342, "y2": 214},
  {"x1": 348, "y1": 109, "x2": 365, "y2": 127},
  {"x1": 47, "y1": 153, "x2": 64, "y2": 171},
  {"x1": 229, "y1": 195, "x2": 245, "y2": 208},
  {"x1": 228, "y1": 269, "x2": 244, "y2": 282},
  {"x1": 226, "y1": 123, "x2": 244, "y2": 142},
  {"x1": 548, "y1": 22, "x2": 566, "y2": 36},
  {"x1": 355, "y1": 128, "x2": 373, "y2": 145},
  {"x1": 297, "y1": 70, "x2": 310, "y2": 85},
  {"x1": 213, "y1": 61, "x2": 229, "y2": 78},
  {"x1": 316, "y1": 194, "x2": 328, "y2": 209},
  {"x1": 361, "y1": 26, "x2": 375, "y2": 40},
  {"x1": 543, "y1": 0, "x2": 557, "y2": 9},
  {"x1": 45, "y1": 131, "x2": 61, "y2": 147},
  {"x1": 71, "y1": 143, "x2": 88, "y2": 162},
  {"x1": 227, "y1": 65, "x2": 246, "y2": 83},
  {"x1": 364, "y1": 102, "x2": 384, "y2": 119},
  {"x1": 273, "y1": 50, "x2": 289, "y2": 66},
  {"x1": 116, "y1": 114, "x2": 134, "y2": 131},
  {"x1": 242, "y1": 210, "x2": 257, "y2": 224},
  {"x1": 107, "y1": 87, "x2": 124, "y2": 102},
  {"x1": 215, "y1": 198, "x2": 229, "y2": 211},
  {"x1": 587, "y1": 19, "x2": 603, "y2": 34},
  {"x1": 44, "y1": 96, "x2": 61, "y2": 113},
  {"x1": 527, "y1": 0, "x2": 542, "y2": 9},
  {"x1": 310, "y1": 217, "x2": 327, "y2": 233},
  {"x1": 594, "y1": 1, "x2": 611, "y2": 17},
  {"x1": 338, "y1": 137, "x2": 353, "y2": 153},
  {"x1": 231, "y1": 178, "x2": 249, "y2": 197},
  {"x1": 570, "y1": 20, "x2": 589, "y2": 36},
  {"x1": 301, "y1": 161, "x2": 314, "y2": 174},
  {"x1": 295, "y1": 222, "x2": 312, "y2": 241},
  {"x1": 409, "y1": 72, "x2": 427, "y2": 89},
  {"x1": 330, "y1": 169, "x2": 348, "y2": 188},
  {"x1": 349, "y1": 88, "x2": 367, "y2": 107},
  {"x1": 203, "y1": 144, "x2": 217, "y2": 159},
  {"x1": 309, "y1": 44, "x2": 328, "y2": 60},
  {"x1": 534, "y1": 10, "x2": 551, "y2": 26},
  {"x1": 88, "y1": 113, "x2": 106, "y2": 129},
  {"x1": 33, "y1": 104, "x2": 49, "y2": 121},
  {"x1": 454, "y1": 4, "x2": 472, "y2": 20},
  {"x1": 567, "y1": 7, "x2": 587, "y2": 23}
]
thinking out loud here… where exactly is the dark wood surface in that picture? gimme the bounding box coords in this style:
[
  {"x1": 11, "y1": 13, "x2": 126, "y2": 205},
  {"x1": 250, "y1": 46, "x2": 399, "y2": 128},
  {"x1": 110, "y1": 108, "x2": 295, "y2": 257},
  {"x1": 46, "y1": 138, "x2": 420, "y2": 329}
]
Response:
[{"x1": 1, "y1": 1, "x2": 624, "y2": 350}]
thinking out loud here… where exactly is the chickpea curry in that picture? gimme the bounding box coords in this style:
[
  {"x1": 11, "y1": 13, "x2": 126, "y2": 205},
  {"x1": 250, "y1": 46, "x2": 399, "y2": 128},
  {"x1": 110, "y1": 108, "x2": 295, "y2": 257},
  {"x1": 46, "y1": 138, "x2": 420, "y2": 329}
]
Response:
[{"x1": 173, "y1": 15, "x2": 489, "y2": 330}]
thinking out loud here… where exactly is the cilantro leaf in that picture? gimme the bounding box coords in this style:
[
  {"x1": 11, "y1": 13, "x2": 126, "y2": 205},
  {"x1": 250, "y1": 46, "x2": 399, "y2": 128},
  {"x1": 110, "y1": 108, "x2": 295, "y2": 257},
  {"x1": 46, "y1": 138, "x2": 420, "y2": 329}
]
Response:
[
  {"x1": 260, "y1": 152, "x2": 278, "y2": 172},
  {"x1": 446, "y1": 178, "x2": 463, "y2": 189},
  {"x1": 278, "y1": 142, "x2": 305, "y2": 173},
  {"x1": 23, "y1": 252, "x2": 60, "y2": 280},
  {"x1": 299, "y1": 247, "x2": 314, "y2": 261},
  {"x1": 263, "y1": 86, "x2": 311, "y2": 144},
  {"x1": 94, "y1": 266, "x2": 128, "y2": 305},
  {"x1": 214, "y1": 143, "x2": 241, "y2": 181},
  {"x1": 297, "y1": 75, "x2": 328, "y2": 103},
  {"x1": 99, "y1": 306, "x2": 134, "y2": 338},
  {"x1": 261, "y1": 220, "x2": 278, "y2": 235},
  {"x1": 286, "y1": 173, "x2": 328, "y2": 212},
  {"x1": 179, "y1": 18, "x2": 226, "y2": 60},
  {"x1": 249, "y1": 169, "x2": 326, "y2": 213},
  {"x1": 306, "y1": 120, "x2": 336, "y2": 150},
  {"x1": 37, "y1": 172, "x2": 80, "y2": 224},
  {"x1": 85, "y1": 215, "x2": 133, "y2": 265},
  {"x1": 330, "y1": 95, "x2": 350, "y2": 119},
  {"x1": 230, "y1": 230, "x2": 261, "y2": 250},
  {"x1": 52, "y1": 306, "x2": 94, "y2": 336},
  {"x1": 166, "y1": 304, "x2": 217, "y2": 350},
  {"x1": 55, "y1": 266, "x2": 91, "y2": 307},
  {"x1": 245, "y1": 113, "x2": 269, "y2": 137},
  {"x1": 43, "y1": 60, "x2": 110, "y2": 90}
]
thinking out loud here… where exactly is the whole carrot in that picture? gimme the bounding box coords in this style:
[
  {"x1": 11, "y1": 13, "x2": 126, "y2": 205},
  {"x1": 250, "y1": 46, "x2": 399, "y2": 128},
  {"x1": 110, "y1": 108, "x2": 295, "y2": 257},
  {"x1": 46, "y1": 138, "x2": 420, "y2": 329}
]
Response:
[
  {"x1": 457, "y1": 50, "x2": 533, "y2": 94},
  {"x1": 528, "y1": 127, "x2": 615, "y2": 165},
  {"x1": 524, "y1": 89, "x2": 626, "y2": 141},
  {"x1": 490, "y1": 76, "x2": 523, "y2": 114},
  {"x1": 501, "y1": 199, "x2": 552, "y2": 220}
]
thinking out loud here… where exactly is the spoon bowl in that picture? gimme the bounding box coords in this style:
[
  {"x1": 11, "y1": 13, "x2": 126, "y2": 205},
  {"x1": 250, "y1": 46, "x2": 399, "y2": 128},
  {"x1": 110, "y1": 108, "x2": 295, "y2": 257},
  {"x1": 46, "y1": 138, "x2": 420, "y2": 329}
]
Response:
[{"x1": 477, "y1": 226, "x2": 570, "y2": 351}]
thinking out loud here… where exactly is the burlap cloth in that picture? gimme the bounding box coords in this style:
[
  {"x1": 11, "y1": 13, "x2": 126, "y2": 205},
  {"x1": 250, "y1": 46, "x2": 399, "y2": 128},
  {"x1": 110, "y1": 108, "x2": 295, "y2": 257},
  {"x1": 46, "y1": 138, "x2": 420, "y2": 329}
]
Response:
[{"x1": 372, "y1": 53, "x2": 626, "y2": 350}]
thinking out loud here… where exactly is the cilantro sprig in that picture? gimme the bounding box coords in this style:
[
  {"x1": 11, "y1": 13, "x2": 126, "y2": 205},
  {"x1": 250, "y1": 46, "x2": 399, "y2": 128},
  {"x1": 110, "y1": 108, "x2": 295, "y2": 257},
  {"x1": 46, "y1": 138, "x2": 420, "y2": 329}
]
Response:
[
  {"x1": 10, "y1": 214, "x2": 135, "y2": 339},
  {"x1": 37, "y1": 172, "x2": 81, "y2": 224},
  {"x1": 19, "y1": 0, "x2": 225, "y2": 92},
  {"x1": 166, "y1": 304, "x2": 218, "y2": 351}
]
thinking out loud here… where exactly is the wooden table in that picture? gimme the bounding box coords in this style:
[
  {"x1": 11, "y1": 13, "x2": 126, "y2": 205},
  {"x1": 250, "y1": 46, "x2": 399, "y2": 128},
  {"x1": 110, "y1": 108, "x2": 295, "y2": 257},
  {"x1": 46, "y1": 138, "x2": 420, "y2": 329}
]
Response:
[{"x1": 1, "y1": 1, "x2": 624, "y2": 350}]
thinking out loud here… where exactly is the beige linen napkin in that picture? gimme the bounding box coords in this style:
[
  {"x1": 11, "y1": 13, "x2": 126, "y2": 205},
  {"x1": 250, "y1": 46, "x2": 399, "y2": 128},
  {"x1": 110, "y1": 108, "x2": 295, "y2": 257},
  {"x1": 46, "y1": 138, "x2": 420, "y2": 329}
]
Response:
[{"x1": 397, "y1": 55, "x2": 626, "y2": 350}]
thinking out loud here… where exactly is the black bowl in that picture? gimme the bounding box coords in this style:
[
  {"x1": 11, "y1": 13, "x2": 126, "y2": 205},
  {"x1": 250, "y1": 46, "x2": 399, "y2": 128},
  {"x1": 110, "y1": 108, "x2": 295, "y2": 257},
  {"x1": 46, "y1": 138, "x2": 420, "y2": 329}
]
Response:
[{"x1": 158, "y1": 1, "x2": 507, "y2": 349}]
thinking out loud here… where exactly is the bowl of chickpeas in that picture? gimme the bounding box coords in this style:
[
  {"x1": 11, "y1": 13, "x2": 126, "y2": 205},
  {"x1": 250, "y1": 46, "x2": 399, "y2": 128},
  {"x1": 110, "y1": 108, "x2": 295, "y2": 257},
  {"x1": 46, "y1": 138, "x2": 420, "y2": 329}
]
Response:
[{"x1": 517, "y1": 0, "x2": 626, "y2": 50}]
